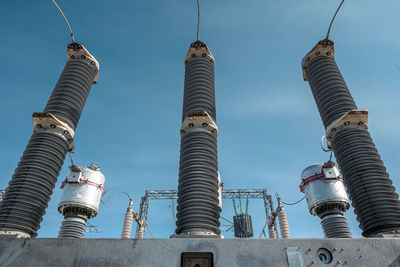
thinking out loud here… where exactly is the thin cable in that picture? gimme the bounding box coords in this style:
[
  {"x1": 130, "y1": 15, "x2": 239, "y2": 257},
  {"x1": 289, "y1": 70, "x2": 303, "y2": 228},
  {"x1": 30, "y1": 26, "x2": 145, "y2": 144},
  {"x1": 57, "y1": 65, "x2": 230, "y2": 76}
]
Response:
[
  {"x1": 281, "y1": 196, "x2": 306, "y2": 206},
  {"x1": 68, "y1": 152, "x2": 75, "y2": 166},
  {"x1": 326, "y1": 0, "x2": 345, "y2": 40},
  {"x1": 220, "y1": 216, "x2": 233, "y2": 224},
  {"x1": 101, "y1": 191, "x2": 132, "y2": 204},
  {"x1": 196, "y1": 0, "x2": 200, "y2": 40},
  {"x1": 321, "y1": 135, "x2": 331, "y2": 152},
  {"x1": 50, "y1": 0, "x2": 76, "y2": 43},
  {"x1": 144, "y1": 220, "x2": 154, "y2": 238}
]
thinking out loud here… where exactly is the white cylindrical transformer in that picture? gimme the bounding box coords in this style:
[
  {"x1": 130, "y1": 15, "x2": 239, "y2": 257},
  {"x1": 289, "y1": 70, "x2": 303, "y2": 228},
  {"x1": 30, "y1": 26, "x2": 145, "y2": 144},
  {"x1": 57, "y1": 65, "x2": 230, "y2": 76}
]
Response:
[
  {"x1": 58, "y1": 164, "x2": 106, "y2": 218},
  {"x1": 58, "y1": 164, "x2": 106, "y2": 239},
  {"x1": 300, "y1": 163, "x2": 349, "y2": 216},
  {"x1": 300, "y1": 162, "x2": 352, "y2": 238}
]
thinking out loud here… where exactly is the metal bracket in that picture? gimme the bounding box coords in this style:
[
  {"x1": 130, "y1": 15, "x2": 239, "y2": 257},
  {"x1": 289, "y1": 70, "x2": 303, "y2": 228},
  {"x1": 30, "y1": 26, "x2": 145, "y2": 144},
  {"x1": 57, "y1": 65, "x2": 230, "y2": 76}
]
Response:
[
  {"x1": 325, "y1": 109, "x2": 368, "y2": 148},
  {"x1": 302, "y1": 39, "x2": 335, "y2": 81},
  {"x1": 286, "y1": 247, "x2": 304, "y2": 267},
  {"x1": 67, "y1": 42, "x2": 99, "y2": 84},
  {"x1": 180, "y1": 111, "x2": 218, "y2": 137},
  {"x1": 33, "y1": 112, "x2": 75, "y2": 151},
  {"x1": 322, "y1": 167, "x2": 341, "y2": 181},
  {"x1": 185, "y1": 40, "x2": 215, "y2": 65}
]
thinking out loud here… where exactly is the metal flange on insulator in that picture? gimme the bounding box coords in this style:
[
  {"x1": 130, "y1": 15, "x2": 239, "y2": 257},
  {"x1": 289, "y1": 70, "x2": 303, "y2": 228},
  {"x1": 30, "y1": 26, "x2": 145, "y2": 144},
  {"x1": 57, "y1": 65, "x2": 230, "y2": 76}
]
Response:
[
  {"x1": 67, "y1": 42, "x2": 99, "y2": 84},
  {"x1": 301, "y1": 39, "x2": 335, "y2": 81},
  {"x1": 33, "y1": 112, "x2": 75, "y2": 151},
  {"x1": 184, "y1": 40, "x2": 215, "y2": 65},
  {"x1": 325, "y1": 109, "x2": 368, "y2": 148},
  {"x1": 180, "y1": 111, "x2": 218, "y2": 137}
]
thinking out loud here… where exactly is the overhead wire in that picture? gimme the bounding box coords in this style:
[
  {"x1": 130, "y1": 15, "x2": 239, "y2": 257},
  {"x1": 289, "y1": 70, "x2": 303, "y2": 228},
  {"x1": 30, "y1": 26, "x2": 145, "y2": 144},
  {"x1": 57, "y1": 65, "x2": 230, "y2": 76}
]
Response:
[
  {"x1": 280, "y1": 196, "x2": 306, "y2": 206},
  {"x1": 196, "y1": 0, "x2": 200, "y2": 40},
  {"x1": 50, "y1": 0, "x2": 76, "y2": 43},
  {"x1": 101, "y1": 191, "x2": 132, "y2": 204},
  {"x1": 325, "y1": 0, "x2": 345, "y2": 40}
]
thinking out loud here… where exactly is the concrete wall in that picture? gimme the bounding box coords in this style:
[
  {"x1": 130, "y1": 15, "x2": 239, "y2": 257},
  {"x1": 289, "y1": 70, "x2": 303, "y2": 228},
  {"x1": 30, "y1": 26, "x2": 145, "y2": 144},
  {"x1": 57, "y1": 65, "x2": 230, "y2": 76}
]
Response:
[{"x1": 0, "y1": 238, "x2": 399, "y2": 267}]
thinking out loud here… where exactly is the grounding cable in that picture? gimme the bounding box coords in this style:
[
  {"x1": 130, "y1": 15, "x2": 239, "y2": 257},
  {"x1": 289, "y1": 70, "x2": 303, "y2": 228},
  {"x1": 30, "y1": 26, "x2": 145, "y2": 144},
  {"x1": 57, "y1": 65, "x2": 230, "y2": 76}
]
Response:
[{"x1": 50, "y1": 0, "x2": 76, "y2": 43}]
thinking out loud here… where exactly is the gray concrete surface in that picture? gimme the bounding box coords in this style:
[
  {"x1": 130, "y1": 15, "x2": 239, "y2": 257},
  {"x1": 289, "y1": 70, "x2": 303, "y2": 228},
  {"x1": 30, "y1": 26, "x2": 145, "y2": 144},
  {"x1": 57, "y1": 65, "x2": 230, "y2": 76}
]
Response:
[{"x1": 0, "y1": 238, "x2": 399, "y2": 267}]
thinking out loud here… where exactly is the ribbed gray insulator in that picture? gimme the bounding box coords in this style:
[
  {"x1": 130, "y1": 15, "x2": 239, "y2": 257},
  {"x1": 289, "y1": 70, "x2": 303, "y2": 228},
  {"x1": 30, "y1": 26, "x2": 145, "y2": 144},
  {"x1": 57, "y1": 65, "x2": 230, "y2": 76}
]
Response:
[
  {"x1": 0, "y1": 131, "x2": 69, "y2": 237},
  {"x1": 0, "y1": 45, "x2": 97, "y2": 237},
  {"x1": 305, "y1": 56, "x2": 357, "y2": 128},
  {"x1": 44, "y1": 59, "x2": 95, "y2": 130},
  {"x1": 121, "y1": 210, "x2": 134, "y2": 239},
  {"x1": 182, "y1": 58, "x2": 216, "y2": 122},
  {"x1": 175, "y1": 129, "x2": 220, "y2": 235},
  {"x1": 304, "y1": 50, "x2": 400, "y2": 237},
  {"x1": 321, "y1": 214, "x2": 352, "y2": 238},
  {"x1": 278, "y1": 208, "x2": 291, "y2": 238},
  {"x1": 58, "y1": 217, "x2": 87, "y2": 238},
  {"x1": 268, "y1": 225, "x2": 277, "y2": 239},
  {"x1": 332, "y1": 127, "x2": 400, "y2": 236}
]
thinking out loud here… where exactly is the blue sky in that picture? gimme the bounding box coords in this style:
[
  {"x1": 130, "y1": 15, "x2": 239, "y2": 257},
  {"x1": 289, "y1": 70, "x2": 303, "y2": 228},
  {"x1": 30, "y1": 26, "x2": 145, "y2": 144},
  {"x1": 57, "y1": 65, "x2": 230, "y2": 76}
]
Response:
[{"x1": 0, "y1": 0, "x2": 399, "y2": 239}]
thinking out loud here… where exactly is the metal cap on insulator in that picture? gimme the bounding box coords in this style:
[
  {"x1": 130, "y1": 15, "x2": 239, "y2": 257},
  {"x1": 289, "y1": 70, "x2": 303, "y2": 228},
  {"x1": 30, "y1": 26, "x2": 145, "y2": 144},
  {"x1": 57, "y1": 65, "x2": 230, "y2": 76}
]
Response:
[
  {"x1": 184, "y1": 40, "x2": 215, "y2": 65},
  {"x1": 301, "y1": 39, "x2": 335, "y2": 81},
  {"x1": 67, "y1": 42, "x2": 100, "y2": 84}
]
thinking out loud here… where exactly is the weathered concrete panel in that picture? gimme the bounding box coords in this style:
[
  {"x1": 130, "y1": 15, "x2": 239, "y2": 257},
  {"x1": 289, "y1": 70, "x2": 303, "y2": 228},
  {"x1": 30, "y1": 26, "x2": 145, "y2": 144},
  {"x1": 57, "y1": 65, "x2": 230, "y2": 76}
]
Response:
[{"x1": 0, "y1": 238, "x2": 399, "y2": 267}]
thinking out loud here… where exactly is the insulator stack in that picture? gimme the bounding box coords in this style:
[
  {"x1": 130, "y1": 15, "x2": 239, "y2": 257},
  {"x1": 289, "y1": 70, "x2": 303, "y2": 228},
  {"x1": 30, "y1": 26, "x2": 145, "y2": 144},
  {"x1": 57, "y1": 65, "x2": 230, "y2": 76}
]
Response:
[
  {"x1": 0, "y1": 43, "x2": 99, "y2": 238},
  {"x1": 135, "y1": 227, "x2": 145, "y2": 239},
  {"x1": 175, "y1": 40, "x2": 220, "y2": 237},
  {"x1": 301, "y1": 163, "x2": 351, "y2": 238},
  {"x1": 58, "y1": 164, "x2": 105, "y2": 239},
  {"x1": 233, "y1": 214, "x2": 254, "y2": 238},
  {"x1": 121, "y1": 199, "x2": 134, "y2": 239},
  {"x1": 277, "y1": 205, "x2": 291, "y2": 238},
  {"x1": 268, "y1": 224, "x2": 277, "y2": 239},
  {"x1": 302, "y1": 39, "x2": 400, "y2": 237}
]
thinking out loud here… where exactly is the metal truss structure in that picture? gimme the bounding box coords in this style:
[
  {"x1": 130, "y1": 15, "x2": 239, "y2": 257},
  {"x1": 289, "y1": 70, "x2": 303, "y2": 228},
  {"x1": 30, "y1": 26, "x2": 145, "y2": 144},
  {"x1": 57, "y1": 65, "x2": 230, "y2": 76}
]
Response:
[{"x1": 135, "y1": 189, "x2": 278, "y2": 238}]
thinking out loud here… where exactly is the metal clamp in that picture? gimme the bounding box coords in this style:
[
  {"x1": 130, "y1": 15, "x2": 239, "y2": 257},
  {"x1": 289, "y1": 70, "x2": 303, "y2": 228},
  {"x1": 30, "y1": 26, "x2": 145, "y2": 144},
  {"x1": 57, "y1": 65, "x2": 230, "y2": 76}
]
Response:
[
  {"x1": 185, "y1": 40, "x2": 215, "y2": 65},
  {"x1": 33, "y1": 112, "x2": 75, "y2": 151},
  {"x1": 325, "y1": 109, "x2": 368, "y2": 148},
  {"x1": 67, "y1": 42, "x2": 99, "y2": 84},
  {"x1": 0, "y1": 230, "x2": 31, "y2": 238},
  {"x1": 180, "y1": 111, "x2": 218, "y2": 137},
  {"x1": 302, "y1": 39, "x2": 335, "y2": 81}
]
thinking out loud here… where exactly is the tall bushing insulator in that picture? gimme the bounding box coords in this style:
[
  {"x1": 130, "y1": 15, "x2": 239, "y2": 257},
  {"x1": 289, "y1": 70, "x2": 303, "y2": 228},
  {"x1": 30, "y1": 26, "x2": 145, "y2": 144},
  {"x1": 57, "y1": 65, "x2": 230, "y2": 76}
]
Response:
[
  {"x1": 302, "y1": 39, "x2": 400, "y2": 237},
  {"x1": 233, "y1": 214, "x2": 254, "y2": 238},
  {"x1": 58, "y1": 164, "x2": 105, "y2": 238},
  {"x1": 121, "y1": 199, "x2": 134, "y2": 239},
  {"x1": 268, "y1": 224, "x2": 277, "y2": 239},
  {"x1": 277, "y1": 204, "x2": 291, "y2": 238},
  {"x1": 300, "y1": 163, "x2": 351, "y2": 238},
  {"x1": 175, "y1": 40, "x2": 220, "y2": 238},
  {"x1": 0, "y1": 43, "x2": 99, "y2": 238}
]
